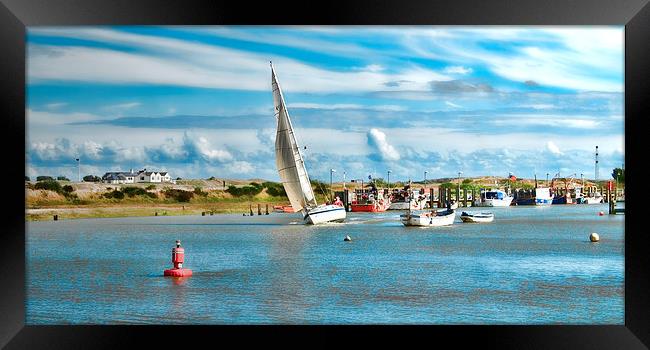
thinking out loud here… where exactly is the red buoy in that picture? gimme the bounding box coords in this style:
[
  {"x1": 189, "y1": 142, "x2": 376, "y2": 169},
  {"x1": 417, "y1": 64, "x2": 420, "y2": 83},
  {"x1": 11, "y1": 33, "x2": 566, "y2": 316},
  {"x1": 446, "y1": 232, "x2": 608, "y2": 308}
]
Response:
[
  {"x1": 164, "y1": 240, "x2": 193, "y2": 277},
  {"x1": 598, "y1": 211, "x2": 605, "y2": 216}
]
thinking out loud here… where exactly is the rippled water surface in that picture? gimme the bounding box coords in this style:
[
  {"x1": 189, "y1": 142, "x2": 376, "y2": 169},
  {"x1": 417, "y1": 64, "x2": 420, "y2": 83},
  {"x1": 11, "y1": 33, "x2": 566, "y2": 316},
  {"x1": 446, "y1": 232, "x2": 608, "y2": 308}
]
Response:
[{"x1": 27, "y1": 204, "x2": 624, "y2": 324}]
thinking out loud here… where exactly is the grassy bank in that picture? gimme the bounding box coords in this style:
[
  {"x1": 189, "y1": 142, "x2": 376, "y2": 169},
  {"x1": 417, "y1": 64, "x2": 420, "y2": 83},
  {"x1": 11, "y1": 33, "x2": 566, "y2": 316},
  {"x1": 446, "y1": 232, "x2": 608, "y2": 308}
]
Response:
[{"x1": 26, "y1": 179, "x2": 297, "y2": 221}]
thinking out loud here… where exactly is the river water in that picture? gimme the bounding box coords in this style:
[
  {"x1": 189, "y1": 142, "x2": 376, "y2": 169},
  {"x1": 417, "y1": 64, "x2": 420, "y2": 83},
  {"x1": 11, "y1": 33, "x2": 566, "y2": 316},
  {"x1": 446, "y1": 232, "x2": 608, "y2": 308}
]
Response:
[{"x1": 26, "y1": 204, "x2": 624, "y2": 324}]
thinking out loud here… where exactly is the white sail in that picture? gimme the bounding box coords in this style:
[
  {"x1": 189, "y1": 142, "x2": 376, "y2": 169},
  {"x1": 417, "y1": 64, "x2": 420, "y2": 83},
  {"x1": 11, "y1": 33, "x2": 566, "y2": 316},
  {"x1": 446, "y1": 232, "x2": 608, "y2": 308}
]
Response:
[{"x1": 271, "y1": 63, "x2": 318, "y2": 213}]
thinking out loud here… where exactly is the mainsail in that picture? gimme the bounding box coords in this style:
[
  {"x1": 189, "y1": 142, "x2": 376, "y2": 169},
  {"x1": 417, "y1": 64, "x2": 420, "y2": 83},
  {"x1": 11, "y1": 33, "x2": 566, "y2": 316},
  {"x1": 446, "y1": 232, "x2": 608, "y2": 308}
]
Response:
[{"x1": 271, "y1": 63, "x2": 318, "y2": 212}]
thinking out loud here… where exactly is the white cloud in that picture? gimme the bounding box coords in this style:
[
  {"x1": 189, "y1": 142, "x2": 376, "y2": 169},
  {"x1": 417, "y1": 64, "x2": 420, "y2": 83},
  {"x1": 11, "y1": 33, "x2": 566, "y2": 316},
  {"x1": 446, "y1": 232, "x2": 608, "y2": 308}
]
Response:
[
  {"x1": 443, "y1": 66, "x2": 473, "y2": 74},
  {"x1": 45, "y1": 102, "x2": 68, "y2": 109},
  {"x1": 367, "y1": 128, "x2": 400, "y2": 161},
  {"x1": 546, "y1": 141, "x2": 562, "y2": 155},
  {"x1": 27, "y1": 28, "x2": 452, "y2": 93},
  {"x1": 104, "y1": 102, "x2": 141, "y2": 110},
  {"x1": 289, "y1": 103, "x2": 406, "y2": 112}
]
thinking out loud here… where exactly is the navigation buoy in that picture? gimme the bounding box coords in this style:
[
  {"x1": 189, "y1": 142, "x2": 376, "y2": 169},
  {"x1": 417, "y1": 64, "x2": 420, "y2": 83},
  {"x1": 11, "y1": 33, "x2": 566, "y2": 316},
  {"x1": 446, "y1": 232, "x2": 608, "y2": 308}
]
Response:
[
  {"x1": 344, "y1": 235, "x2": 352, "y2": 242},
  {"x1": 164, "y1": 240, "x2": 193, "y2": 277},
  {"x1": 598, "y1": 211, "x2": 604, "y2": 216},
  {"x1": 590, "y1": 232, "x2": 600, "y2": 242}
]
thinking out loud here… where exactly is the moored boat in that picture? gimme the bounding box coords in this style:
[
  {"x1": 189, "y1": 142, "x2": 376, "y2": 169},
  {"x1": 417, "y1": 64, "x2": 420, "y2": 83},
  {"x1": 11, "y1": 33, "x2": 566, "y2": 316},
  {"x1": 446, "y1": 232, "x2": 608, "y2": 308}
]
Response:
[
  {"x1": 400, "y1": 208, "x2": 456, "y2": 226},
  {"x1": 473, "y1": 189, "x2": 513, "y2": 207},
  {"x1": 460, "y1": 211, "x2": 494, "y2": 223},
  {"x1": 515, "y1": 187, "x2": 553, "y2": 206}
]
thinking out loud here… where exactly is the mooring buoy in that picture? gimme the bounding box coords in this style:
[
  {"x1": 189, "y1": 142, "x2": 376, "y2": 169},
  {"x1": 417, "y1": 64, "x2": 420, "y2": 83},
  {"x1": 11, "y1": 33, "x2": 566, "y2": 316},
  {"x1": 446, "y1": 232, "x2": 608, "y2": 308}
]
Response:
[
  {"x1": 589, "y1": 232, "x2": 600, "y2": 242},
  {"x1": 344, "y1": 235, "x2": 352, "y2": 242},
  {"x1": 164, "y1": 240, "x2": 193, "y2": 277},
  {"x1": 598, "y1": 211, "x2": 604, "y2": 216}
]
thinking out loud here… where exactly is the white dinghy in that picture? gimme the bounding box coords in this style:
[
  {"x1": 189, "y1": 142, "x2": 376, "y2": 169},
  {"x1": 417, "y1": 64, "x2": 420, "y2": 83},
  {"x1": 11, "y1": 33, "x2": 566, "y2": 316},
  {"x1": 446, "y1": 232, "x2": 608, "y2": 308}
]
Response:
[
  {"x1": 400, "y1": 191, "x2": 455, "y2": 227},
  {"x1": 271, "y1": 62, "x2": 346, "y2": 225},
  {"x1": 460, "y1": 211, "x2": 494, "y2": 223}
]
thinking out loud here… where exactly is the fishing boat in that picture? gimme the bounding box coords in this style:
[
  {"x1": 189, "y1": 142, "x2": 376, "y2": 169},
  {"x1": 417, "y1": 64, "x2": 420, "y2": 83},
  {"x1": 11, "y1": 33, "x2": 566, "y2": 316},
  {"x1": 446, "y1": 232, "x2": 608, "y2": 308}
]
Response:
[
  {"x1": 271, "y1": 62, "x2": 346, "y2": 224},
  {"x1": 514, "y1": 187, "x2": 553, "y2": 206},
  {"x1": 460, "y1": 211, "x2": 494, "y2": 223},
  {"x1": 552, "y1": 192, "x2": 576, "y2": 204},
  {"x1": 350, "y1": 191, "x2": 389, "y2": 212},
  {"x1": 273, "y1": 205, "x2": 296, "y2": 213},
  {"x1": 387, "y1": 189, "x2": 427, "y2": 210},
  {"x1": 473, "y1": 189, "x2": 513, "y2": 207},
  {"x1": 400, "y1": 192, "x2": 455, "y2": 226}
]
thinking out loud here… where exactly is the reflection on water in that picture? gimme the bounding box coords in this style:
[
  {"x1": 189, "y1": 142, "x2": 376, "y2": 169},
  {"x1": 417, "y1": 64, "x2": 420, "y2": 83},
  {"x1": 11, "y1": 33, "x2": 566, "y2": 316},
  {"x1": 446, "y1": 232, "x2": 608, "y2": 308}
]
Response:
[{"x1": 27, "y1": 204, "x2": 624, "y2": 324}]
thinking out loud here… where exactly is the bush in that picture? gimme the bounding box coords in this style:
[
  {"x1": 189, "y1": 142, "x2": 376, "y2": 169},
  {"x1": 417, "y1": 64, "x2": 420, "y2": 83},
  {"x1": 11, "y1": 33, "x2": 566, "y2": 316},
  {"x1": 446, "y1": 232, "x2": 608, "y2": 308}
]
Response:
[
  {"x1": 194, "y1": 187, "x2": 208, "y2": 196},
  {"x1": 164, "y1": 189, "x2": 193, "y2": 202},
  {"x1": 62, "y1": 185, "x2": 74, "y2": 193},
  {"x1": 57, "y1": 176, "x2": 70, "y2": 181},
  {"x1": 226, "y1": 184, "x2": 263, "y2": 197},
  {"x1": 25, "y1": 176, "x2": 30, "y2": 181},
  {"x1": 34, "y1": 180, "x2": 62, "y2": 193},
  {"x1": 262, "y1": 181, "x2": 286, "y2": 197},
  {"x1": 36, "y1": 176, "x2": 53, "y2": 181},
  {"x1": 145, "y1": 184, "x2": 156, "y2": 190},
  {"x1": 103, "y1": 190, "x2": 125, "y2": 199},
  {"x1": 83, "y1": 175, "x2": 101, "y2": 182},
  {"x1": 122, "y1": 187, "x2": 148, "y2": 197}
]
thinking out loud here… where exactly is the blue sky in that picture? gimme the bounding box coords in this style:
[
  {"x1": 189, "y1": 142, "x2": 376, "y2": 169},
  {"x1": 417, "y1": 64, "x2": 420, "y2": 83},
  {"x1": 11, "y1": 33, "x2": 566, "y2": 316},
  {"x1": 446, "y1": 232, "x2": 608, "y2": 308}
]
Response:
[{"x1": 26, "y1": 26, "x2": 624, "y2": 182}]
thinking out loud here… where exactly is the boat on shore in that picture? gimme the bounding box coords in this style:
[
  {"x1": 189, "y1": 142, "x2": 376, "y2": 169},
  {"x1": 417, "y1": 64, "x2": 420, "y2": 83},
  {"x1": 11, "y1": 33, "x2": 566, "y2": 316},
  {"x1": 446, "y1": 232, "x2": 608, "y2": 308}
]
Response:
[
  {"x1": 460, "y1": 211, "x2": 494, "y2": 223},
  {"x1": 271, "y1": 62, "x2": 345, "y2": 224},
  {"x1": 400, "y1": 208, "x2": 456, "y2": 226},
  {"x1": 473, "y1": 189, "x2": 513, "y2": 207}
]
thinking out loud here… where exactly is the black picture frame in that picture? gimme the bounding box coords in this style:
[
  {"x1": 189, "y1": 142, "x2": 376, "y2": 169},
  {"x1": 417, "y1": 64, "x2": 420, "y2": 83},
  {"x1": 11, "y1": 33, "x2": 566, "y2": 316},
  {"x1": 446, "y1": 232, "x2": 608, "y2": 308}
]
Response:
[{"x1": 2, "y1": 0, "x2": 648, "y2": 348}]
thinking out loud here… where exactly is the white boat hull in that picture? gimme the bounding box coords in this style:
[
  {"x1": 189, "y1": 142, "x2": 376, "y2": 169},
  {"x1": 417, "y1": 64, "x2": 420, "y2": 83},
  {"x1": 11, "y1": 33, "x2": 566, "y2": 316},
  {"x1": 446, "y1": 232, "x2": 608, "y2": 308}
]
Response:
[
  {"x1": 400, "y1": 210, "x2": 455, "y2": 226},
  {"x1": 387, "y1": 201, "x2": 426, "y2": 210},
  {"x1": 475, "y1": 197, "x2": 513, "y2": 207},
  {"x1": 460, "y1": 213, "x2": 494, "y2": 223},
  {"x1": 303, "y1": 204, "x2": 346, "y2": 224},
  {"x1": 583, "y1": 197, "x2": 603, "y2": 204}
]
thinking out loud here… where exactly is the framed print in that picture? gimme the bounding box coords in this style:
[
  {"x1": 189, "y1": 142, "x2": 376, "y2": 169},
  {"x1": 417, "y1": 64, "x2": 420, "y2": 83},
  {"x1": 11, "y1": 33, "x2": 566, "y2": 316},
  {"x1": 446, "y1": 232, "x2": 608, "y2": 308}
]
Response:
[{"x1": 1, "y1": 0, "x2": 648, "y2": 348}]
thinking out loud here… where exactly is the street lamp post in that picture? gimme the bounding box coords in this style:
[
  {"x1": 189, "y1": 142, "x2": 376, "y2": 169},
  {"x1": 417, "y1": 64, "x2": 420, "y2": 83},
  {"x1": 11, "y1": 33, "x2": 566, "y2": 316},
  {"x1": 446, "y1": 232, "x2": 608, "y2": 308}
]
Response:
[
  {"x1": 457, "y1": 171, "x2": 462, "y2": 202},
  {"x1": 424, "y1": 171, "x2": 428, "y2": 185},
  {"x1": 343, "y1": 171, "x2": 346, "y2": 190},
  {"x1": 330, "y1": 169, "x2": 336, "y2": 202},
  {"x1": 75, "y1": 158, "x2": 80, "y2": 182},
  {"x1": 387, "y1": 170, "x2": 391, "y2": 190},
  {"x1": 546, "y1": 173, "x2": 549, "y2": 186}
]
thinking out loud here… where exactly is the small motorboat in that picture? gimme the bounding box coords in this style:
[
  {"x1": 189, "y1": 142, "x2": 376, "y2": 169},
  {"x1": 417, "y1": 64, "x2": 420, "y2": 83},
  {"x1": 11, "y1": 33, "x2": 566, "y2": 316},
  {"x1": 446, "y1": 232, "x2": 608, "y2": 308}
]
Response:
[
  {"x1": 400, "y1": 208, "x2": 456, "y2": 227},
  {"x1": 460, "y1": 211, "x2": 494, "y2": 223}
]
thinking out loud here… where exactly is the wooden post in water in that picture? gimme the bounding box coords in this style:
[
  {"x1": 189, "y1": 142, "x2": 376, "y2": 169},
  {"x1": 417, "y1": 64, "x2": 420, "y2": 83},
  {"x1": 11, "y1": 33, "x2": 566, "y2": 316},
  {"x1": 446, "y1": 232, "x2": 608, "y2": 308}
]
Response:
[
  {"x1": 53, "y1": 214, "x2": 58, "y2": 221},
  {"x1": 249, "y1": 204, "x2": 254, "y2": 216},
  {"x1": 343, "y1": 189, "x2": 349, "y2": 211},
  {"x1": 429, "y1": 188, "x2": 434, "y2": 209},
  {"x1": 155, "y1": 212, "x2": 158, "y2": 216},
  {"x1": 201, "y1": 211, "x2": 205, "y2": 216},
  {"x1": 265, "y1": 204, "x2": 269, "y2": 215},
  {"x1": 607, "y1": 185, "x2": 612, "y2": 214},
  {"x1": 257, "y1": 204, "x2": 262, "y2": 215},
  {"x1": 464, "y1": 189, "x2": 468, "y2": 207}
]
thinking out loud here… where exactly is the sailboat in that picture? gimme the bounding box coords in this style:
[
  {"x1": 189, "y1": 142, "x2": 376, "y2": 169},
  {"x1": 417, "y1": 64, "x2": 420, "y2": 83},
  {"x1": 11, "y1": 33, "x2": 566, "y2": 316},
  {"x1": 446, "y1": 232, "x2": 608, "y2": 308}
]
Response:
[{"x1": 271, "y1": 62, "x2": 346, "y2": 224}]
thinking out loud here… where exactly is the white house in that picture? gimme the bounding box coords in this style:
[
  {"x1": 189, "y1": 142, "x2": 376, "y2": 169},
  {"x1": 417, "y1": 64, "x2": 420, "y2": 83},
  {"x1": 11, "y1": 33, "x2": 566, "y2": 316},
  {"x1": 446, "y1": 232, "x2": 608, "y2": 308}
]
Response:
[
  {"x1": 101, "y1": 169, "x2": 138, "y2": 184},
  {"x1": 102, "y1": 168, "x2": 174, "y2": 184},
  {"x1": 137, "y1": 171, "x2": 159, "y2": 183}
]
